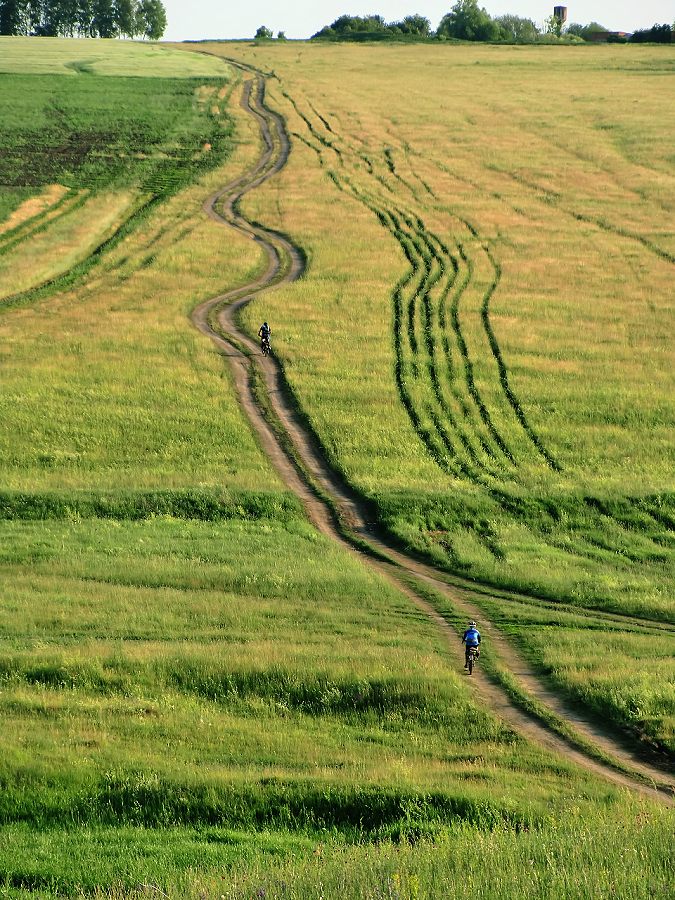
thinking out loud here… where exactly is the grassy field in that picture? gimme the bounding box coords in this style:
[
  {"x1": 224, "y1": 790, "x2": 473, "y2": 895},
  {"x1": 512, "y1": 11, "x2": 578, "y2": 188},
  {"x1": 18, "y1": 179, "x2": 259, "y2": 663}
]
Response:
[
  {"x1": 222, "y1": 42, "x2": 675, "y2": 617},
  {"x1": 187, "y1": 40, "x2": 675, "y2": 748},
  {"x1": 0, "y1": 38, "x2": 279, "y2": 494},
  {"x1": 0, "y1": 37, "x2": 673, "y2": 897},
  {"x1": 0, "y1": 36, "x2": 227, "y2": 77},
  {"x1": 0, "y1": 514, "x2": 670, "y2": 896},
  {"x1": 0, "y1": 38, "x2": 234, "y2": 306}
]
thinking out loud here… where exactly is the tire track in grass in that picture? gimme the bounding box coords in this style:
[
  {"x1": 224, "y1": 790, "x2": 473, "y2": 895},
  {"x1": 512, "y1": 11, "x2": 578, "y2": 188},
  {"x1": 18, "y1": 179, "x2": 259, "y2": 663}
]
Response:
[
  {"x1": 413, "y1": 150, "x2": 674, "y2": 561},
  {"x1": 279, "y1": 98, "x2": 523, "y2": 475},
  {"x1": 427, "y1": 231, "x2": 503, "y2": 465},
  {"x1": 272, "y1": 88, "x2": 675, "y2": 607},
  {"x1": 346, "y1": 121, "x2": 555, "y2": 473},
  {"x1": 379, "y1": 197, "x2": 517, "y2": 474},
  {"x1": 286, "y1": 104, "x2": 624, "y2": 581},
  {"x1": 193, "y1": 62, "x2": 674, "y2": 802},
  {"x1": 494, "y1": 166, "x2": 675, "y2": 268},
  {"x1": 0, "y1": 194, "x2": 161, "y2": 312},
  {"x1": 388, "y1": 209, "x2": 506, "y2": 477},
  {"x1": 382, "y1": 204, "x2": 498, "y2": 484},
  {"x1": 319, "y1": 168, "x2": 481, "y2": 482},
  {"x1": 337, "y1": 183, "x2": 512, "y2": 482},
  {"x1": 0, "y1": 188, "x2": 84, "y2": 257},
  {"x1": 378, "y1": 142, "x2": 560, "y2": 470},
  {"x1": 476, "y1": 233, "x2": 561, "y2": 472}
]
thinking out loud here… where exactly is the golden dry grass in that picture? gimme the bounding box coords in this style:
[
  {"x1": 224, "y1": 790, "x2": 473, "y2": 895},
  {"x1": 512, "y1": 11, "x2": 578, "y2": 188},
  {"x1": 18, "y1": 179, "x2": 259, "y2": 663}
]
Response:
[
  {"x1": 0, "y1": 189, "x2": 137, "y2": 298},
  {"x1": 183, "y1": 41, "x2": 675, "y2": 623},
  {"x1": 213, "y1": 42, "x2": 675, "y2": 491},
  {"x1": 0, "y1": 183, "x2": 68, "y2": 236}
]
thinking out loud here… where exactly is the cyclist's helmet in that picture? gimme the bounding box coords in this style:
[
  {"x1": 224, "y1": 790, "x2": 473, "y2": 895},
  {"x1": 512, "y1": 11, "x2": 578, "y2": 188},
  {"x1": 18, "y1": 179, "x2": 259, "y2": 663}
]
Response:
[{"x1": 468, "y1": 621, "x2": 477, "y2": 627}]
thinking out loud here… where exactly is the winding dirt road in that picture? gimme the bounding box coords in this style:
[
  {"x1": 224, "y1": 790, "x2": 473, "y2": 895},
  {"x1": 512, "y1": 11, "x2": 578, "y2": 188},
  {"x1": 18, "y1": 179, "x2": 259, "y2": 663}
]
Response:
[{"x1": 192, "y1": 70, "x2": 674, "y2": 804}]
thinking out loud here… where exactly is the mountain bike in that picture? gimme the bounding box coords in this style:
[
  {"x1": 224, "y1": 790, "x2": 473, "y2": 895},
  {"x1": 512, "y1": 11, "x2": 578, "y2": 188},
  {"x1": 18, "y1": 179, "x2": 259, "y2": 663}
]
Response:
[{"x1": 466, "y1": 645, "x2": 480, "y2": 676}]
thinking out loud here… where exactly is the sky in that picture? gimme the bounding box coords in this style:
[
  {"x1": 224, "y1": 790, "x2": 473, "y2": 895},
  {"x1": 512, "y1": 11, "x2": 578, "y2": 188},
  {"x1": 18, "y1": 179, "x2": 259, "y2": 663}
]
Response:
[{"x1": 162, "y1": 1, "x2": 674, "y2": 42}]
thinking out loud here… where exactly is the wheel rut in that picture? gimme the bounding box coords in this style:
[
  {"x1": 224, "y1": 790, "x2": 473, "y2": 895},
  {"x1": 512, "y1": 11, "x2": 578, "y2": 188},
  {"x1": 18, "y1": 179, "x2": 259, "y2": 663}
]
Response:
[{"x1": 191, "y1": 66, "x2": 674, "y2": 805}]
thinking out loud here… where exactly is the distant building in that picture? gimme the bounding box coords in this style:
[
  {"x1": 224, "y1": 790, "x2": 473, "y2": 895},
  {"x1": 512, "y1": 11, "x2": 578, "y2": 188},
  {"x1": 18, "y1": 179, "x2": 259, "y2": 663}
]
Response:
[
  {"x1": 587, "y1": 30, "x2": 631, "y2": 42},
  {"x1": 553, "y1": 6, "x2": 568, "y2": 25}
]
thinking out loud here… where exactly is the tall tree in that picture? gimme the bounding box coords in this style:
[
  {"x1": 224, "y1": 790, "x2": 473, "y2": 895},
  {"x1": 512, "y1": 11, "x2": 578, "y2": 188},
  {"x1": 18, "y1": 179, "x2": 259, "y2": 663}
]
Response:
[
  {"x1": 437, "y1": 0, "x2": 499, "y2": 41},
  {"x1": 91, "y1": 0, "x2": 115, "y2": 36},
  {"x1": 494, "y1": 13, "x2": 539, "y2": 42},
  {"x1": 0, "y1": 0, "x2": 29, "y2": 35},
  {"x1": 395, "y1": 14, "x2": 431, "y2": 35},
  {"x1": 136, "y1": 0, "x2": 165, "y2": 39},
  {"x1": 630, "y1": 23, "x2": 673, "y2": 43},
  {"x1": 40, "y1": 0, "x2": 80, "y2": 36},
  {"x1": 75, "y1": 0, "x2": 93, "y2": 35},
  {"x1": 566, "y1": 22, "x2": 606, "y2": 40},
  {"x1": 113, "y1": 0, "x2": 136, "y2": 37}
]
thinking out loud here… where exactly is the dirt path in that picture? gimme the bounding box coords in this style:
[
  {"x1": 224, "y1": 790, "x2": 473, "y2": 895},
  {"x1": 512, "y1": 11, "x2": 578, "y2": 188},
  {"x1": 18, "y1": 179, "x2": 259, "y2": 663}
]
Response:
[{"x1": 192, "y1": 71, "x2": 674, "y2": 804}]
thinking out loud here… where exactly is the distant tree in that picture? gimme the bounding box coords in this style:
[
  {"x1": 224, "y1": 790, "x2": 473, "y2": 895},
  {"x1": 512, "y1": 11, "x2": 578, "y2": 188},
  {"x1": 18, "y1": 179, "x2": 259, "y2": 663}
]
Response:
[
  {"x1": 277, "y1": 30, "x2": 286, "y2": 40},
  {"x1": 254, "y1": 24, "x2": 273, "y2": 39},
  {"x1": 91, "y1": 0, "x2": 115, "y2": 36},
  {"x1": 0, "y1": 0, "x2": 164, "y2": 35},
  {"x1": 113, "y1": 0, "x2": 136, "y2": 37},
  {"x1": 565, "y1": 21, "x2": 606, "y2": 40},
  {"x1": 137, "y1": 0, "x2": 165, "y2": 39},
  {"x1": 495, "y1": 13, "x2": 539, "y2": 42},
  {"x1": 630, "y1": 23, "x2": 673, "y2": 43},
  {"x1": 437, "y1": 0, "x2": 499, "y2": 42},
  {"x1": 0, "y1": 0, "x2": 29, "y2": 34},
  {"x1": 75, "y1": 0, "x2": 93, "y2": 35},
  {"x1": 544, "y1": 12, "x2": 563, "y2": 37},
  {"x1": 394, "y1": 14, "x2": 431, "y2": 36},
  {"x1": 61, "y1": 0, "x2": 81, "y2": 34},
  {"x1": 313, "y1": 13, "x2": 389, "y2": 38}
]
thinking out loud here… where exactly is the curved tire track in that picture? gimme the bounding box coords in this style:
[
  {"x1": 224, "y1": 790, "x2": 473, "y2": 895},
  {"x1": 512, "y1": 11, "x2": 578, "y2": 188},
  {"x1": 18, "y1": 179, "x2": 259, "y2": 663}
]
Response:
[{"x1": 192, "y1": 68, "x2": 674, "y2": 804}]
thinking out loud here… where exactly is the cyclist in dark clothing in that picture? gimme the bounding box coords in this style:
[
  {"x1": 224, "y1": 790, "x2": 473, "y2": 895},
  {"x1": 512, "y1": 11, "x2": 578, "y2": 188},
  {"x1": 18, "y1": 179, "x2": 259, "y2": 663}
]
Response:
[
  {"x1": 258, "y1": 322, "x2": 271, "y2": 354},
  {"x1": 463, "y1": 620, "x2": 481, "y2": 668}
]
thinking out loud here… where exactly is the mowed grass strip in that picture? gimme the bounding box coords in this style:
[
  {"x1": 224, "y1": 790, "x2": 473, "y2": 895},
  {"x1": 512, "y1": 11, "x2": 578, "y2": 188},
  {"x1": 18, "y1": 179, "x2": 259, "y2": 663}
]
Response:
[{"x1": 0, "y1": 36, "x2": 229, "y2": 78}]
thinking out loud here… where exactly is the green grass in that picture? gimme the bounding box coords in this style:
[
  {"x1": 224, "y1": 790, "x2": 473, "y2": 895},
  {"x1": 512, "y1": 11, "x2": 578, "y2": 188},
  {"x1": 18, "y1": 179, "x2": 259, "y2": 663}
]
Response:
[
  {"x1": 0, "y1": 187, "x2": 34, "y2": 223},
  {"x1": 1, "y1": 37, "x2": 673, "y2": 896},
  {"x1": 0, "y1": 805, "x2": 673, "y2": 898},
  {"x1": 0, "y1": 826, "x2": 314, "y2": 896},
  {"x1": 190, "y1": 805, "x2": 675, "y2": 900},
  {"x1": 0, "y1": 40, "x2": 236, "y2": 308},
  {"x1": 0, "y1": 74, "x2": 232, "y2": 195},
  {"x1": 0, "y1": 514, "x2": 669, "y2": 896},
  {"x1": 0, "y1": 517, "x2": 607, "y2": 840},
  {"x1": 373, "y1": 489, "x2": 675, "y2": 621},
  {"x1": 0, "y1": 36, "x2": 230, "y2": 78},
  {"x1": 476, "y1": 593, "x2": 675, "y2": 754}
]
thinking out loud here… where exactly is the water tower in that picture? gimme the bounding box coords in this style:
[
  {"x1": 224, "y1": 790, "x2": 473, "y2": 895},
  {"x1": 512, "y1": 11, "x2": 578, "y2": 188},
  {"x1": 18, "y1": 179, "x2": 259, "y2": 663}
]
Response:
[{"x1": 553, "y1": 6, "x2": 568, "y2": 24}]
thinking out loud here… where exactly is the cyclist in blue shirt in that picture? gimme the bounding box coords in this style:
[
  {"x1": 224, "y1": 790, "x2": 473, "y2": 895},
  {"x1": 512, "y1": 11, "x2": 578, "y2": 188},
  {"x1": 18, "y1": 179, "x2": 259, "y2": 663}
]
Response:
[{"x1": 463, "y1": 620, "x2": 481, "y2": 668}]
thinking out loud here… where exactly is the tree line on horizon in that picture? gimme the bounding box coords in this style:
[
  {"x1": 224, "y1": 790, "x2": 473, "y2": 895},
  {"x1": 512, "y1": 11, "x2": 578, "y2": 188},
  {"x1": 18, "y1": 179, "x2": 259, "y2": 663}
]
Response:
[
  {"x1": 0, "y1": 0, "x2": 167, "y2": 39},
  {"x1": 256, "y1": 0, "x2": 674, "y2": 44}
]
